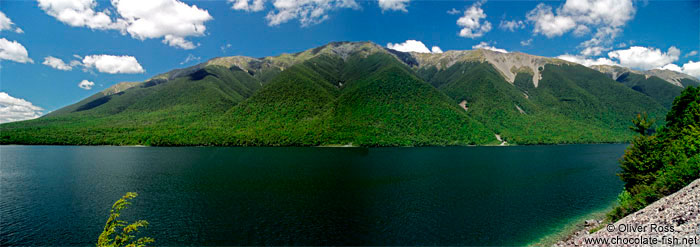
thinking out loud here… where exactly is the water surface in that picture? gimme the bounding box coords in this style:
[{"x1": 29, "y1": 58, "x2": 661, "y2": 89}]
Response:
[{"x1": 0, "y1": 145, "x2": 626, "y2": 245}]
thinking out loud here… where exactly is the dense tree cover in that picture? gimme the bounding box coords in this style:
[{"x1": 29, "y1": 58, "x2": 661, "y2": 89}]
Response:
[
  {"x1": 0, "y1": 47, "x2": 674, "y2": 146},
  {"x1": 614, "y1": 72, "x2": 683, "y2": 108},
  {"x1": 419, "y1": 62, "x2": 667, "y2": 144},
  {"x1": 98, "y1": 192, "x2": 153, "y2": 247},
  {"x1": 609, "y1": 86, "x2": 700, "y2": 221}
]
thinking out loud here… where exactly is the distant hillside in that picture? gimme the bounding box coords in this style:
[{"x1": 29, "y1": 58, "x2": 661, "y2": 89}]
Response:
[
  {"x1": 591, "y1": 65, "x2": 699, "y2": 108},
  {"x1": 0, "y1": 41, "x2": 676, "y2": 146}
]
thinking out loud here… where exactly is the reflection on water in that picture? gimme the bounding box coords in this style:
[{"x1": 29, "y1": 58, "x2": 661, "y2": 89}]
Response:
[{"x1": 0, "y1": 145, "x2": 625, "y2": 245}]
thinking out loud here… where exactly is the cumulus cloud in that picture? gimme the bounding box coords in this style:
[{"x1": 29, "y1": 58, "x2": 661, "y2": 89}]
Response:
[
  {"x1": 520, "y1": 38, "x2": 533, "y2": 46},
  {"x1": 0, "y1": 11, "x2": 24, "y2": 33},
  {"x1": 680, "y1": 61, "x2": 700, "y2": 78},
  {"x1": 457, "y1": 1, "x2": 491, "y2": 38},
  {"x1": 37, "y1": 0, "x2": 124, "y2": 30},
  {"x1": 78, "y1": 80, "x2": 95, "y2": 90},
  {"x1": 113, "y1": 0, "x2": 212, "y2": 49},
  {"x1": 557, "y1": 54, "x2": 617, "y2": 67},
  {"x1": 607, "y1": 46, "x2": 680, "y2": 70},
  {"x1": 499, "y1": 19, "x2": 524, "y2": 31},
  {"x1": 42, "y1": 56, "x2": 73, "y2": 70},
  {"x1": 81, "y1": 55, "x2": 144, "y2": 74},
  {"x1": 526, "y1": 4, "x2": 575, "y2": 38},
  {"x1": 472, "y1": 41, "x2": 507, "y2": 53},
  {"x1": 526, "y1": 0, "x2": 636, "y2": 56},
  {"x1": 0, "y1": 92, "x2": 43, "y2": 123},
  {"x1": 386, "y1": 40, "x2": 442, "y2": 53},
  {"x1": 0, "y1": 38, "x2": 33, "y2": 64},
  {"x1": 378, "y1": 0, "x2": 410, "y2": 12},
  {"x1": 229, "y1": 0, "x2": 266, "y2": 11},
  {"x1": 685, "y1": 50, "x2": 698, "y2": 58},
  {"x1": 37, "y1": 0, "x2": 213, "y2": 49},
  {"x1": 265, "y1": 0, "x2": 359, "y2": 27}
]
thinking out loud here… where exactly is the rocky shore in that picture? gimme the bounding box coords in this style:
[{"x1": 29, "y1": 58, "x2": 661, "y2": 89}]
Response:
[{"x1": 556, "y1": 179, "x2": 700, "y2": 246}]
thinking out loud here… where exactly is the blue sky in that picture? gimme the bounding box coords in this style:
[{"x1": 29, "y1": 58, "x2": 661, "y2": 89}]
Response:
[{"x1": 0, "y1": 0, "x2": 698, "y2": 122}]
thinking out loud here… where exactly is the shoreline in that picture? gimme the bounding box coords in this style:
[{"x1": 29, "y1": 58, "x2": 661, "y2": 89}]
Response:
[
  {"x1": 528, "y1": 202, "x2": 616, "y2": 246},
  {"x1": 0, "y1": 142, "x2": 630, "y2": 148},
  {"x1": 549, "y1": 179, "x2": 700, "y2": 246}
]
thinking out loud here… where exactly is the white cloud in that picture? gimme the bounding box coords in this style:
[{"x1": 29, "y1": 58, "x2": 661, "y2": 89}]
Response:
[
  {"x1": 526, "y1": 4, "x2": 575, "y2": 38},
  {"x1": 447, "y1": 8, "x2": 461, "y2": 15},
  {"x1": 660, "y1": 63, "x2": 682, "y2": 73},
  {"x1": 42, "y1": 56, "x2": 73, "y2": 70},
  {"x1": 78, "y1": 80, "x2": 95, "y2": 90},
  {"x1": 472, "y1": 41, "x2": 507, "y2": 53},
  {"x1": 457, "y1": 1, "x2": 491, "y2": 39},
  {"x1": 680, "y1": 61, "x2": 700, "y2": 78},
  {"x1": 37, "y1": 0, "x2": 123, "y2": 30},
  {"x1": 37, "y1": 0, "x2": 213, "y2": 49},
  {"x1": 431, "y1": 46, "x2": 443, "y2": 53},
  {"x1": 557, "y1": 54, "x2": 617, "y2": 66},
  {"x1": 499, "y1": 19, "x2": 524, "y2": 31},
  {"x1": 387, "y1": 40, "x2": 433, "y2": 53},
  {"x1": 264, "y1": 0, "x2": 359, "y2": 27},
  {"x1": 0, "y1": 92, "x2": 43, "y2": 123},
  {"x1": 580, "y1": 46, "x2": 609, "y2": 56},
  {"x1": 685, "y1": 50, "x2": 698, "y2": 58},
  {"x1": 526, "y1": 0, "x2": 636, "y2": 56},
  {"x1": 81, "y1": 55, "x2": 144, "y2": 74},
  {"x1": 0, "y1": 38, "x2": 33, "y2": 64},
  {"x1": 232, "y1": 0, "x2": 411, "y2": 25},
  {"x1": 113, "y1": 0, "x2": 213, "y2": 50},
  {"x1": 520, "y1": 38, "x2": 533, "y2": 46},
  {"x1": 229, "y1": 0, "x2": 266, "y2": 11},
  {"x1": 378, "y1": 0, "x2": 410, "y2": 12},
  {"x1": 0, "y1": 11, "x2": 24, "y2": 33},
  {"x1": 180, "y1": 54, "x2": 201, "y2": 65},
  {"x1": 607, "y1": 46, "x2": 680, "y2": 70},
  {"x1": 658, "y1": 61, "x2": 700, "y2": 78}
]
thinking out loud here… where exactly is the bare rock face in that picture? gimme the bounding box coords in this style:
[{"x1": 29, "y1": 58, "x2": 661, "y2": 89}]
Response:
[
  {"x1": 564, "y1": 179, "x2": 700, "y2": 247},
  {"x1": 479, "y1": 50, "x2": 567, "y2": 88},
  {"x1": 101, "y1": 82, "x2": 140, "y2": 96},
  {"x1": 412, "y1": 49, "x2": 572, "y2": 88},
  {"x1": 645, "y1": 69, "x2": 699, "y2": 87}
]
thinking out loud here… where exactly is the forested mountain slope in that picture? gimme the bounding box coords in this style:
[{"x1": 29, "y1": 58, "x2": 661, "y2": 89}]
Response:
[{"x1": 0, "y1": 42, "x2": 682, "y2": 146}]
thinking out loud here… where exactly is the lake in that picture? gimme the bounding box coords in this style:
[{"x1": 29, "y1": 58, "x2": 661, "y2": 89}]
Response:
[{"x1": 0, "y1": 144, "x2": 626, "y2": 246}]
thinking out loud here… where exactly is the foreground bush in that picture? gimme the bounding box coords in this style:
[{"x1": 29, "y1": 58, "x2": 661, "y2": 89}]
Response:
[{"x1": 610, "y1": 86, "x2": 700, "y2": 221}]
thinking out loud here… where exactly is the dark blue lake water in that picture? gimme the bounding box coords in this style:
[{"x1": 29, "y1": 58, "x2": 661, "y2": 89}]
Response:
[{"x1": 0, "y1": 145, "x2": 626, "y2": 245}]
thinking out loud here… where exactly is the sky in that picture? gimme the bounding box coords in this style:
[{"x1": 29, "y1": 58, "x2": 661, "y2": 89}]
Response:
[{"x1": 0, "y1": 0, "x2": 699, "y2": 123}]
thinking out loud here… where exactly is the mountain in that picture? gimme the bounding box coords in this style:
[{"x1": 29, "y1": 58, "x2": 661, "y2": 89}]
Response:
[
  {"x1": 0, "y1": 41, "x2": 681, "y2": 146},
  {"x1": 591, "y1": 65, "x2": 700, "y2": 108}
]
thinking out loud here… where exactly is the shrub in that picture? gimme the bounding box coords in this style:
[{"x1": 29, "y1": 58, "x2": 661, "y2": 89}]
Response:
[{"x1": 97, "y1": 192, "x2": 154, "y2": 247}]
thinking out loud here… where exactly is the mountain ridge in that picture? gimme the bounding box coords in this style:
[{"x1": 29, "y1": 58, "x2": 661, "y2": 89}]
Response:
[{"x1": 0, "y1": 41, "x2": 685, "y2": 146}]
